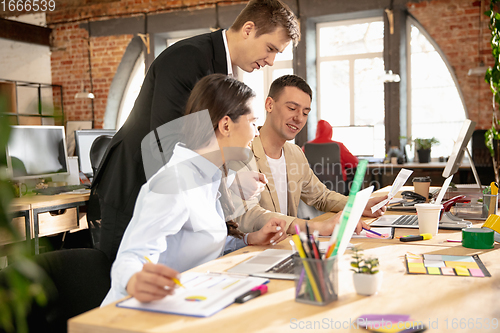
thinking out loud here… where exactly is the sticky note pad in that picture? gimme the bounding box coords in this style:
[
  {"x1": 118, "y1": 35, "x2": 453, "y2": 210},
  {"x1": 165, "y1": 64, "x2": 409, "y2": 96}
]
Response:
[
  {"x1": 427, "y1": 267, "x2": 441, "y2": 275},
  {"x1": 441, "y1": 255, "x2": 474, "y2": 262},
  {"x1": 469, "y1": 268, "x2": 485, "y2": 277},
  {"x1": 406, "y1": 253, "x2": 421, "y2": 260},
  {"x1": 407, "y1": 258, "x2": 424, "y2": 263},
  {"x1": 424, "y1": 260, "x2": 445, "y2": 267},
  {"x1": 408, "y1": 262, "x2": 424, "y2": 268},
  {"x1": 445, "y1": 261, "x2": 478, "y2": 269},
  {"x1": 455, "y1": 266, "x2": 470, "y2": 276},
  {"x1": 408, "y1": 264, "x2": 427, "y2": 274},
  {"x1": 423, "y1": 254, "x2": 442, "y2": 261},
  {"x1": 440, "y1": 267, "x2": 455, "y2": 275}
]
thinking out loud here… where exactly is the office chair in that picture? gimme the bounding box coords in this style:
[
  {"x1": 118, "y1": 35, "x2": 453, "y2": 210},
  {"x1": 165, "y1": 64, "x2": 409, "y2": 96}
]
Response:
[
  {"x1": 87, "y1": 135, "x2": 114, "y2": 248},
  {"x1": 0, "y1": 248, "x2": 111, "y2": 333},
  {"x1": 89, "y1": 135, "x2": 114, "y2": 177},
  {"x1": 471, "y1": 129, "x2": 495, "y2": 185},
  {"x1": 303, "y1": 142, "x2": 347, "y2": 195}
]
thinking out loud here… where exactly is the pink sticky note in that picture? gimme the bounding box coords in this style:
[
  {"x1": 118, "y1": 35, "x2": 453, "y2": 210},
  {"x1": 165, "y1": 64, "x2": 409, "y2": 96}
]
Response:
[{"x1": 469, "y1": 268, "x2": 485, "y2": 277}]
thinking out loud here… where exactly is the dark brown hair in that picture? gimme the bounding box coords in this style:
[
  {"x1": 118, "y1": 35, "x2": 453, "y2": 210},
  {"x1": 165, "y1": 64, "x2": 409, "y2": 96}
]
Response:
[
  {"x1": 268, "y1": 74, "x2": 312, "y2": 101},
  {"x1": 184, "y1": 74, "x2": 255, "y2": 150},
  {"x1": 183, "y1": 74, "x2": 255, "y2": 239},
  {"x1": 230, "y1": 0, "x2": 300, "y2": 46}
]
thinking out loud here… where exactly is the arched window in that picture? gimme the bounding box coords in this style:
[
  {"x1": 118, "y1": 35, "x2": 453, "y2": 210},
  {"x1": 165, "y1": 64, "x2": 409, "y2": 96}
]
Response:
[
  {"x1": 116, "y1": 52, "x2": 145, "y2": 129},
  {"x1": 316, "y1": 17, "x2": 385, "y2": 157},
  {"x1": 103, "y1": 36, "x2": 144, "y2": 129},
  {"x1": 407, "y1": 17, "x2": 467, "y2": 158},
  {"x1": 106, "y1": 31, "x2": 210, "y2": 129}
]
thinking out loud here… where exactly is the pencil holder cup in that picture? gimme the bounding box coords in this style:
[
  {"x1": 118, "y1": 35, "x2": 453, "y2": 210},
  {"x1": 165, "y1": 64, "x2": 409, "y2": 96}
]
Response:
[
  {"x1": 293, "y1": 256, "x2": 338, "y2": 306},
  {"x1": 482, "y1": 194, "x2": 498, "y2": 218}
]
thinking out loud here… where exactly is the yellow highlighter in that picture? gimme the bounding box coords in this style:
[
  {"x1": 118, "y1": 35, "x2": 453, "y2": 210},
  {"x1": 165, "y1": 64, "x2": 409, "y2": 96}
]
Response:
[
  {"x1": 144, "y1": 256, "x2": 185, "y2": 289},
  {"x1": 489, "y1": 182, "x2": 499, "y2": 215},
  {"x1": 490, "y1": 182, "x2": 498, "y2": 195}
]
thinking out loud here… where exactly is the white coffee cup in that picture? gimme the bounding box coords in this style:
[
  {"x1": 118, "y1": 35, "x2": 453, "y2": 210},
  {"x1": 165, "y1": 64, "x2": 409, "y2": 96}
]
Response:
[{"x1": 415, "y1": 203, "x2": 443, "y2": 236}]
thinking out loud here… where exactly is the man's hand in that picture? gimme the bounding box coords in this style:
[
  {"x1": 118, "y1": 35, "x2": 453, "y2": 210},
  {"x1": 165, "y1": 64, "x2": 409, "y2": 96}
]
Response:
[
  {"x1": 126, "y1": 263, "x2": 180, "y2": 303},
  {"x1": 309, "y1": 212, "x2": 370, "y2": 236},
  {"x1": 363, "y1": 195, "x2": 388, "y2": 217},
  {"x1": 230, "y1": 171, "x2": 268, "y2": 200},
  {"x1": 247, "y1": 217, "x2": 287, "y2": 245},
  {"x1": 354, "y1": 219, "x2": 370, "y2": 235},
  {"x1": 309, "y1": 212, "x2": 342, "y2": 236}
]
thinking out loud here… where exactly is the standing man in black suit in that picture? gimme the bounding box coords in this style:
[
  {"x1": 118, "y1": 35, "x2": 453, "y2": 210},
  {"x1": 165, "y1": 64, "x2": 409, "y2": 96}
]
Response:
[{"x1": 92, "y1": 0, "x2": 300, "y2": 262}]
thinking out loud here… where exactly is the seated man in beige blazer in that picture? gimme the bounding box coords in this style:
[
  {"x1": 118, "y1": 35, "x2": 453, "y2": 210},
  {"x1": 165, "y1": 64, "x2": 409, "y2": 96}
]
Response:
[{"x1": 235, "y1": 74, "x2": 387, "y2": 236}]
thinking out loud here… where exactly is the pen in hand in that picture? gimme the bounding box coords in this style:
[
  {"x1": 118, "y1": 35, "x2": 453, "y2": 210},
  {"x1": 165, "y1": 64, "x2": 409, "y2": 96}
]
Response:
[
  {"x1": 144, "y1": 256, "x2": 186, "y2": 289},
  {"x1": 362, "y1": 227, "x2": 384, "y2": 238}
]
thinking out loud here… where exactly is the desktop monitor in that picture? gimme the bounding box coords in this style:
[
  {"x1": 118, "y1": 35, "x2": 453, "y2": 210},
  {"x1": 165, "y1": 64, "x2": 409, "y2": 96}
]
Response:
[
  {"x1": 74, "y1": 129, "x2": 116, "y2": 177},
  {"x1": 442, "y1": 119, "x2": 476, "y2": 178},
  {"x1": 6, "y1": 125, "x2": 70, "y2": 180}
]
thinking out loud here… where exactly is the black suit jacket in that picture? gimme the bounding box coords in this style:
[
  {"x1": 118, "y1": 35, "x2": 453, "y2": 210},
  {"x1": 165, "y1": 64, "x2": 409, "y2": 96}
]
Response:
[{"x1": 92, "y1": 30, "x2": 228, "y2": 261}]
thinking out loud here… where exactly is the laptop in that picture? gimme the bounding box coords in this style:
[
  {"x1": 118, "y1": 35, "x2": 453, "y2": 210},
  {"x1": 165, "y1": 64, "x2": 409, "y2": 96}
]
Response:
[
  {"x1": 369, "y1": 212, "x2": 472, "y2": 230},
  {"x1": 227, "y1": 186, "x2": 374, "y2": 280},
  {"x1": 371, "y1": 175, "x2": 473, "y2": 230}
]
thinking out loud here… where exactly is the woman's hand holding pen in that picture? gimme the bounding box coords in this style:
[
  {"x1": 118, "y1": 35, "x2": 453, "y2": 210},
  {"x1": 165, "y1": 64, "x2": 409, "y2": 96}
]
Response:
[
  {"x1": 127, "y1": 263, "x2": 180, "y2": 303},
  {"x1": 247, "y1": 217, "x2": 287, "y2": 245}
]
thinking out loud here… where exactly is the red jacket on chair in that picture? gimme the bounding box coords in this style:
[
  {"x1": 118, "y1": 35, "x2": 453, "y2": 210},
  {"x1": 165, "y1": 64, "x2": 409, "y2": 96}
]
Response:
[{"x1": 302, "y1": 120, "x2": 358, "y2": 181}]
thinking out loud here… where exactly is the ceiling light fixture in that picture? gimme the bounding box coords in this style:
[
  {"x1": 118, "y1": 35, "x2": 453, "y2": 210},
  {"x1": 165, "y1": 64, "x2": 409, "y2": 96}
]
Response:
[{"x1": 75, "y1": 81, "x2": 95, "y2": 99}]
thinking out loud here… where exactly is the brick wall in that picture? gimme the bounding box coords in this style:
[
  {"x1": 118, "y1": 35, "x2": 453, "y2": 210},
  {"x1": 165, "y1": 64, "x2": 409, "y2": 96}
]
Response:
[
  {"x1": 408, "y1": 0, "x2": 494, "y2": 129},
  {"x1": 50, "y1": 22, "x2": 132, "y2": 128},
  {"x1": 47, "y1": 1, "x2": 238, "y2": 128},
  {"x1": 47, "y1": 0, "x2": 495, "y2": 130}
]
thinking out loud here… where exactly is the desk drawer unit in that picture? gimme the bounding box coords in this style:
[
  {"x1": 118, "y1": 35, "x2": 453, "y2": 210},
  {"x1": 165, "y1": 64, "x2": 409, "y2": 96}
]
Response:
[
  {"x1": 0, "y1": 216, "x2": 27, "y2": 245},
  {"x1": 38, "y1": 207, "x2": 79, "y2": 237}
]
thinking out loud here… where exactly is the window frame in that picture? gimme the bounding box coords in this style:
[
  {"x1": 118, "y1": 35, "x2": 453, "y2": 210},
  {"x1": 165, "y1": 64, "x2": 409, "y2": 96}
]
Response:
[{"x1": 316, "y1": 17, "x2": 384, "y2": 123}]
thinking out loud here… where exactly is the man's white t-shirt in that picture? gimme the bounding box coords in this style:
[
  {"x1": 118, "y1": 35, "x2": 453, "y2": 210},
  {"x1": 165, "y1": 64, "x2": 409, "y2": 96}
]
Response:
[{"x1": 266, "y1": 150, "x2": 288, "y2": 215}]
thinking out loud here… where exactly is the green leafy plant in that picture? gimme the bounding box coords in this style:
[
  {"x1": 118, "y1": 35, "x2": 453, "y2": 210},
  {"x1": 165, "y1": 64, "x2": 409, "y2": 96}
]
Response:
[
  {"x1": 485, "y1": 0, "x2": 500, "y2": 184},
  {"x1": 350, "y1": 247, "x2": 379, "y2": 274},
  {"x1": 414, "y1": 137, "x2": 439, "y2": 151},
  {"x1": 0, "y1": 108, "x2": 48, "y2": 332}
]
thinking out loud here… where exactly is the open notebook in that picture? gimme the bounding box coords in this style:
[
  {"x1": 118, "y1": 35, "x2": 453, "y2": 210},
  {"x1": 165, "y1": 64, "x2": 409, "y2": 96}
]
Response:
[{"x1": 117, "y1": 272, "x2": 268, "y2": 317}]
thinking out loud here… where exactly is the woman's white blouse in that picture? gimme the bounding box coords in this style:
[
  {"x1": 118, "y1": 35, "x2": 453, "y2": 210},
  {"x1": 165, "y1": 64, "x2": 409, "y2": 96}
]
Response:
[{"x1": 102, "y1": 144, "x2": 246, "y2": 306}]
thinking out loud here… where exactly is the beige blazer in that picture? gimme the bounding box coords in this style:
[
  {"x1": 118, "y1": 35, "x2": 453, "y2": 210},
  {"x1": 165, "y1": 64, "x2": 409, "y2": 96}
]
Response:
[{"x1": 235, "y1": 136, "x2": 348, "y2": 233}]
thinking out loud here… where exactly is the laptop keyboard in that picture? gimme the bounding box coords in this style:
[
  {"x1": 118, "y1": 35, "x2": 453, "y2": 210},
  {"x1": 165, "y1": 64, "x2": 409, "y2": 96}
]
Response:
[
  {"x1": 33, "y1": 184, "x2": 90, "y2": 195},
  {"x1": 266, "y1": 255, "x2": 295, "y2": 274},
  {"x1": 392, "y1": 215, "x2": 418, "y2": 226}
]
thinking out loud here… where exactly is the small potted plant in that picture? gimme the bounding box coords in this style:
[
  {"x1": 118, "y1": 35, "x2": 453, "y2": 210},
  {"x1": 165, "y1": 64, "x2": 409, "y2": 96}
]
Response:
[
  {"x1": 350, "y1": 247, "x2": 382, "y2": 296},
  {"x1": 414, "y1": 137, "x2": 439, "y2": 163}
]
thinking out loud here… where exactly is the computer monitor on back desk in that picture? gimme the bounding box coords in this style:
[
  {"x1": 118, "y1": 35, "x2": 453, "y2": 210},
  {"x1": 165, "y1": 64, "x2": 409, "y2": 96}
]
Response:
[
  {"x1": 331, "y1": 125, "x2": 375, "y2": 157},
  {"x1": 74, "y1": 129, "x2": 116, "y2": 178},
  {"x1": 6, "y1": 125, "x2": 70, "y2": 180},
  {"x1": 442, "y1": 119, "x2": 483, "y2": 190}
]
